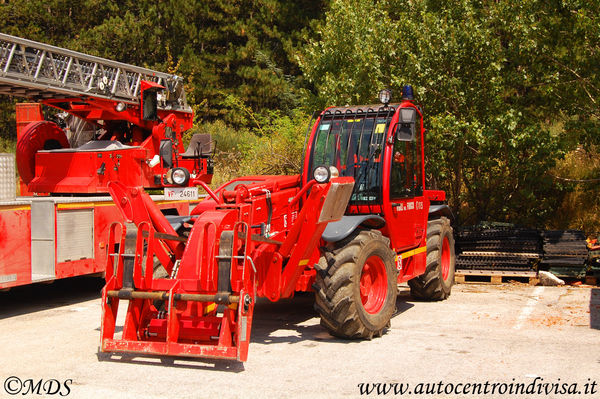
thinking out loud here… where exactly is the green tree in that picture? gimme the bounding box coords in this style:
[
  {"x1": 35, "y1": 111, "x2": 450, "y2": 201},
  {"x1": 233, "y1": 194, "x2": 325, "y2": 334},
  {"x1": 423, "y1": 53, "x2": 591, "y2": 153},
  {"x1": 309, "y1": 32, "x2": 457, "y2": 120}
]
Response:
[
  {"x1": 298, "y1": 0, "x2": 591, "y2": 227},
  {"x1": 73, "y1": 0, "x2": 324, "y2": 124}
]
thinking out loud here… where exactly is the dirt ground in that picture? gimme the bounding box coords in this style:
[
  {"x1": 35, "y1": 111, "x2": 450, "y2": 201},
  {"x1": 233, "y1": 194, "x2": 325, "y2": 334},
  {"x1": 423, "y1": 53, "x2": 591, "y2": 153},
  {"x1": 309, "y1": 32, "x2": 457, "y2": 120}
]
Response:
[{"x1": 0, "y1": 278, "x2": 598, "y2": 398}]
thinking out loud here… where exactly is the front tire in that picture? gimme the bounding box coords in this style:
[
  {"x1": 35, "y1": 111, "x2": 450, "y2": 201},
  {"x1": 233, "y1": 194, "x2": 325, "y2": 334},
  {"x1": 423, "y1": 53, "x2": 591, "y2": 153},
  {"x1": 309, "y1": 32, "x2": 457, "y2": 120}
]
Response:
[
  {"x1": 313, "y1": 230, "x2": 398, "y2": 339},
  {"x1": 408, "y1": 217, "x2": 455, "y2": 300}
]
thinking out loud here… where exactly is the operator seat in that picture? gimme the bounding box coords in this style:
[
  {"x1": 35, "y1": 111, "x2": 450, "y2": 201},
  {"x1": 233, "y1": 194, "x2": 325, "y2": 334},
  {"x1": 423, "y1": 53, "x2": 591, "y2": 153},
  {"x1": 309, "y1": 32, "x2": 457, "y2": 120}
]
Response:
[{"x1": 182, "y1": 133, "x2": 213, "y2": 158}]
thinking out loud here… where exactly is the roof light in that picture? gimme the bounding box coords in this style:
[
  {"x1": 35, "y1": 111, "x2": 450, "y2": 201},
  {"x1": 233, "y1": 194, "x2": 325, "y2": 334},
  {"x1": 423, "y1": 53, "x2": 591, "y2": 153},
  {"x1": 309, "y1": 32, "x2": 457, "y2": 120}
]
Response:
[
  {"x1": 401, "y1": 85, "x2": 414, "y2": 101},
  {"x1": 378, "y1": 89, "x2": 392, "y2": 105}
]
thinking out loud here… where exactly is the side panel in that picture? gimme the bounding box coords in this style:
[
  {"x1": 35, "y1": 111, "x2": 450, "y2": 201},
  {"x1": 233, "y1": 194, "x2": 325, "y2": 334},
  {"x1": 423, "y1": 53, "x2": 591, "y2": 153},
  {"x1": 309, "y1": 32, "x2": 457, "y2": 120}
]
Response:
[
  {"x1": 30, "y1": 200, "x2": 55, "y2": 281},
  {"x1": 57, "y1": 208, "x2": 94, "y2": 262},
  {"x1": 0, "y1": 205, "x2": 32, "y2": 288},
  {"x1": 0, "y1": 197, "x2": 197, "y2": 289}
]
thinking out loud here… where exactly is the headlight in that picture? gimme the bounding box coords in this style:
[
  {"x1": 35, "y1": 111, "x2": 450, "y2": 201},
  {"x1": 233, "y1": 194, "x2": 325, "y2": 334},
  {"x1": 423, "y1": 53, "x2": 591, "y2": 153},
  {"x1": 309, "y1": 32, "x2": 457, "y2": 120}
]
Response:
[
  {"x1": 115, "y1": 102, "x2": 127, "y2": 112},
  {"x1": 329, "y1": 166, "x2": 339, "y2": 179},
  {"x1": 313, "y1": 165, "x2": 330, "y2": 183},
  {"x1": 168, "y1": 167, "x2": 190, "y2": 186}
]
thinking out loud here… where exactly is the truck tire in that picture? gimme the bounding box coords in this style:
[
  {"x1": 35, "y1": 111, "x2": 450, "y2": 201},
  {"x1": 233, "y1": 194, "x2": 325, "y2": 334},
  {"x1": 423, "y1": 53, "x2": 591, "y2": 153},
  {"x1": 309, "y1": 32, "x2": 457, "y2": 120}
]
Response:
[
  {"x1": 313, "y1": 229, "x2": 398, "y2": 339},
  {"x1": 408, "y1": 217, "x2": 455, "y2": 300}
]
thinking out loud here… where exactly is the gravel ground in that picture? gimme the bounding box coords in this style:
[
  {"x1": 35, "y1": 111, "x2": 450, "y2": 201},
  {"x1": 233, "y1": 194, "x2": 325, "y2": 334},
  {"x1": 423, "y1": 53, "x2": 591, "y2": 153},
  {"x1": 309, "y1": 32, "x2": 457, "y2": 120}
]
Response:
[{"x1": 0, "y1": 278, "x2": 598, "y2": 398}]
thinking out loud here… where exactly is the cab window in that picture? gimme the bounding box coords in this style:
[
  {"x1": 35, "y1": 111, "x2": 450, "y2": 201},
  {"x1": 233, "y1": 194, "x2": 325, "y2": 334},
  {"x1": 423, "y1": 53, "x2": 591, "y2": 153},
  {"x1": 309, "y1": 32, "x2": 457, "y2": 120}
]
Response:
[{"x1": 390, "y1": 114, "x2": 422, "y2": 198}]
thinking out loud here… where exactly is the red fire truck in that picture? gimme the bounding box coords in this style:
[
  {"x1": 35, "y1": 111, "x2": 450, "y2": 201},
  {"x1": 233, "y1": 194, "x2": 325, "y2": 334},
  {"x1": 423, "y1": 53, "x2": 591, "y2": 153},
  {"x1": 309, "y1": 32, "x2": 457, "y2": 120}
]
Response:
[{"x1": 0, "y1": 34, "x2": 212, "y2": 290}]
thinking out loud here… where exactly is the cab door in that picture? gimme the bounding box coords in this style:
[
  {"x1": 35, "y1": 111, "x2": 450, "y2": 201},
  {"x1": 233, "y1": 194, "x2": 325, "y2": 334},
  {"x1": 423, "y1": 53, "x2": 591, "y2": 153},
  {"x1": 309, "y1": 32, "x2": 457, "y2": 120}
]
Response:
[{"x1": 384, "y1": 106, "x2": 427, "y2": 252}]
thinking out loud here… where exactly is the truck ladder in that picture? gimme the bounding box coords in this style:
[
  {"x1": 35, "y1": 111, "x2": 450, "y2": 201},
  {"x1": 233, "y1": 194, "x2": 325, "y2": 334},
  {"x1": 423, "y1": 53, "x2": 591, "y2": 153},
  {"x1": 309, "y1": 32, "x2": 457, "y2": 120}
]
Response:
[{"x1": 0, "y1": 33, "x2": 190, "y2": 112}]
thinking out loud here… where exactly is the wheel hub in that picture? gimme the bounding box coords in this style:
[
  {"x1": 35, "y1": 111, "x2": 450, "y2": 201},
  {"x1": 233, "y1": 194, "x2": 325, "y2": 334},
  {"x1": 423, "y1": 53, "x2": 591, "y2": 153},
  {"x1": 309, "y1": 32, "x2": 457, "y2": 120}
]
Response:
[
  {"x1": 359, "y1": 255, "x2": 387, "y2": 314},
  {"x1": 441, "y1": 237, "x2": 451, "y2": 281}
]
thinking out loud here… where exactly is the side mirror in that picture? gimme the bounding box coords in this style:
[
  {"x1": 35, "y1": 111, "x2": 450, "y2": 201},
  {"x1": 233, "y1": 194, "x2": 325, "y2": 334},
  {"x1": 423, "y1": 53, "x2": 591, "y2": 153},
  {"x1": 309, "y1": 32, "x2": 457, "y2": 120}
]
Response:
[
  {"x1": 395, "y1": 107, "x2": 417, "y2": 141},
  {"x1": 140, "y1": 80, "x2": 164, "y2": 121},
  {"x1": 159, "y1": 139, "x2": 173, "y2": 168}
]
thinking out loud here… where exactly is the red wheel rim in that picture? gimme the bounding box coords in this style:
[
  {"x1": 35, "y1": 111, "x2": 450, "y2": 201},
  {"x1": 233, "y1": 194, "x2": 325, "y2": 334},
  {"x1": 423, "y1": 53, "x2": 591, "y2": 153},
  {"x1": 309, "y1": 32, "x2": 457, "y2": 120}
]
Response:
[
  {"x1": 441, "y1": 236, "x2": 451, "y2": 281},
  {"x1": 360, "y1": 255, "x2": 387, "y2": 314}
]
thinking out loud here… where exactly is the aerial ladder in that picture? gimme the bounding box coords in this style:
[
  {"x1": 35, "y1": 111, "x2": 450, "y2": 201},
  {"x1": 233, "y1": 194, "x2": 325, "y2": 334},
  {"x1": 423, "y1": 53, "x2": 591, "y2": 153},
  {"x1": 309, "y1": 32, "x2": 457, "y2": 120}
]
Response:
[{"x1": 0, "y1": 32, "x2": 212, "y2": 194}]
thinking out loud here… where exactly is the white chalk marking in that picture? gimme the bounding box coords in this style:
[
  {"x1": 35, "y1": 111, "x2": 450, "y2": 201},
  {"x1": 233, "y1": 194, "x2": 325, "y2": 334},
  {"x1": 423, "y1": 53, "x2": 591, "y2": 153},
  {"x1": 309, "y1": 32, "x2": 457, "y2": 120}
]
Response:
[{"x1": 513, "y1": 286, "x2": 545, "y2": 330}]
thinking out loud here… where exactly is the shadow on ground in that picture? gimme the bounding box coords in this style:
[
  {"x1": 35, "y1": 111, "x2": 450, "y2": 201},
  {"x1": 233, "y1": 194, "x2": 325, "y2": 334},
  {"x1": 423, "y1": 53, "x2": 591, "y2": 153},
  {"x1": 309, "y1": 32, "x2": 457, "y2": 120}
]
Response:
[
  {"x1": 0, "y1": 276, "x2": 104, "y2": 319},
  {"x1": 96, "y1": 351, "x2": 246, "y2": 372},
  {"x1": 591, "y1": 288, "x2": 599, "y2": 330},
  {"x1": 251, "y1": 289, "x2": 415, "y2": 345},
  {"x1": 97, "y1": 288, "x2": 416, "y2": 370}
]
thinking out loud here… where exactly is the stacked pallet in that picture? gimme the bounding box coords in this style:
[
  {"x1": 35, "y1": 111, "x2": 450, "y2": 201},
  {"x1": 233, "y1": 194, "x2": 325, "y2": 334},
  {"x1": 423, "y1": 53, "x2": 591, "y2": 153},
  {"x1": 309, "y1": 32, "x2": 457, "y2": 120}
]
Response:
[
  {"x1": 539, "y1": 230, "x2": 588, "y2": 278},
  {"x1": 456, "y1": 227, "x2": 541, "y2": 271}
]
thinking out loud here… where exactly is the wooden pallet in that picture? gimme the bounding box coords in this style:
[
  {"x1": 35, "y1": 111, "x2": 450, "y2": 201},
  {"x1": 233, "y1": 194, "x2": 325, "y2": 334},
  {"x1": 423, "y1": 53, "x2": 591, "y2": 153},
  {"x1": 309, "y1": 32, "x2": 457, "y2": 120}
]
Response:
[
  {"x1": 455, "y1": 270, "x2": 538, "y2": 285},
  {"x1": 585, "y1": 276, "x2": 598, "y2": 286}
]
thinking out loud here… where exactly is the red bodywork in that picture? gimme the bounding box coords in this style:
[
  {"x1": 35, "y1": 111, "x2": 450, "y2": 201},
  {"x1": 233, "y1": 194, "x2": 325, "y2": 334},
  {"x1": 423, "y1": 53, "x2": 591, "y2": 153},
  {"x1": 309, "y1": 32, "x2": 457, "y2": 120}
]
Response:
[
  {"x1": 101, "y1": 176, "x2": 354, "y2": 361},
  {"x1": 0, "y1": 34, "x2": 213, "y2": 290},
  {"x1": 0, "y1": 198, "x2": 197, "y2": 290}
]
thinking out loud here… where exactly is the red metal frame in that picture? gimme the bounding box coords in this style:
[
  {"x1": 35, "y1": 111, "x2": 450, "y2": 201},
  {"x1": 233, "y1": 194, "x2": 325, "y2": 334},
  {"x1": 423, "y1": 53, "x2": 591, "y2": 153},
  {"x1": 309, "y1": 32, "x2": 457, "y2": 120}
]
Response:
[
  {"x1": 23, "y1": 95, "x2": 211, "y2": 193},
  {"x1": 100, "y1": 177, "x2": 354, "y2": 361},
  {"x1": 1, "y1": 36, "x2": 214, "y2": 292}
]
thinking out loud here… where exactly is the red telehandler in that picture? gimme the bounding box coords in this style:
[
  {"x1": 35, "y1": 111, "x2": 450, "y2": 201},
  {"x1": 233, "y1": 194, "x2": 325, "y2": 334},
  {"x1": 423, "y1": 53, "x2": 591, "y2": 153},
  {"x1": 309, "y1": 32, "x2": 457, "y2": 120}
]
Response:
[{"x1": 100, "y1": 87, "x2": 456, "y2": 361}]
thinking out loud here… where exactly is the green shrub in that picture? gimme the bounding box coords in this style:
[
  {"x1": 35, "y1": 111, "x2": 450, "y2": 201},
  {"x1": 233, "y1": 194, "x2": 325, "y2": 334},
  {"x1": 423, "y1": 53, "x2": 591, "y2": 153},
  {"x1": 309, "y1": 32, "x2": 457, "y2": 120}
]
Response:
[
  {"x1": 550, "y1": 146, "x2": 600, "y2": 232},
  {"x1": 0, "y1": 136, "x2": 16, "y2": 153},
  {"x1": 241, "y1": 108, "x2": 308, "y2": 176},
  {"x1": 185, "y1": 110, "x2": 309, "y2": 188}
]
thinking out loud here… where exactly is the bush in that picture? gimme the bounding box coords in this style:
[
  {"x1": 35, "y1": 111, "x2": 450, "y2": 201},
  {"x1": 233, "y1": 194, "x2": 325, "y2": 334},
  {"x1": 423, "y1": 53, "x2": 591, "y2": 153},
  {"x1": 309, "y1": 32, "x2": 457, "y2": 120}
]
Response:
[
  {"x1": 550, "y1": 146, "x2": 600, "y2": 232},
  {"x1": 0, "y1": 136, "x2": 16, "y2": 153},
  {"x1": 185, "y1": 109, "x2": 309, "y2": 188},
  {"x1": 242, "y1": 109, "x2": 308, "y2": 176}
]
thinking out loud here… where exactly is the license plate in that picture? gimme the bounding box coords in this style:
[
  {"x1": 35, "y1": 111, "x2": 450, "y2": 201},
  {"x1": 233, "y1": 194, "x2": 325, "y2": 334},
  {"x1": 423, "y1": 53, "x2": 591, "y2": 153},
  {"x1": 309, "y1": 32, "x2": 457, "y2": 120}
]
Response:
[{"x1": 164, "y1": 187, "x2": 199, "y2": 200}]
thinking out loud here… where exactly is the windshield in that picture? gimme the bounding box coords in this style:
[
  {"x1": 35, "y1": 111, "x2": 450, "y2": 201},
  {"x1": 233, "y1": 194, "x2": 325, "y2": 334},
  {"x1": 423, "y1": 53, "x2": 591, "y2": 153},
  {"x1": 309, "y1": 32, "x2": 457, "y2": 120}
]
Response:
[{"x1": 308, "y1": 108, "x2": 394, "y2": 209}]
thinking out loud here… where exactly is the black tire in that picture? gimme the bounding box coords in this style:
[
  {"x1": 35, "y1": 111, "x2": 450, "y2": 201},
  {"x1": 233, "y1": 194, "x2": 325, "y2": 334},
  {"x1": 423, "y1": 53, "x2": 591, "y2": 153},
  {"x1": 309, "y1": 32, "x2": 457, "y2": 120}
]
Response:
[
  {"x1": 313, "y1": 229, "x2": 398, "y2": 339},
  {"x1": 408, "y1": 217, "x2": 455, "y2": 300}
]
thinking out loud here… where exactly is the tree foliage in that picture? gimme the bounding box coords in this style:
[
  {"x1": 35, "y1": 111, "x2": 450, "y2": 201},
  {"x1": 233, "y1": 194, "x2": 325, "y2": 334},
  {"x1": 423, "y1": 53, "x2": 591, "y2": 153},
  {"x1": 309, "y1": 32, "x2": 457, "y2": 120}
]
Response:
[
  {"x1": 1, "y1": 0, "x2": 600, "y2": 228},
  {"x1": 0, "y1": 0, "x2": 323, "y2": 124},
  {"x1": 299, "y1": 0, "x2": 600, "y2": 227}
]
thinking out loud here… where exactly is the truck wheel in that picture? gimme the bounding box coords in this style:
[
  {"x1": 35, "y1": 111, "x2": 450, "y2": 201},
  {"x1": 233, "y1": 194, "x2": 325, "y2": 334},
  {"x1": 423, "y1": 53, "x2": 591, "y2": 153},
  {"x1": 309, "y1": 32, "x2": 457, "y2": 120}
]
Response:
[
  {"x1": 313, "y1": 229, "x2": 398, "y2": 339},
  {"x1": 408, "y1": 217, "x2": 455, "y2": 300}
]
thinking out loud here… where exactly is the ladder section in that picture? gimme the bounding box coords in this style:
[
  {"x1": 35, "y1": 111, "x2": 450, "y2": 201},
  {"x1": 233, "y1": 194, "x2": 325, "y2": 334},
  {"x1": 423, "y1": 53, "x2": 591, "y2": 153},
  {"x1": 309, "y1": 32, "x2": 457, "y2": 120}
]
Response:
[{"x1": 0, "y1": 33, "x2": 190, "y2": 112}]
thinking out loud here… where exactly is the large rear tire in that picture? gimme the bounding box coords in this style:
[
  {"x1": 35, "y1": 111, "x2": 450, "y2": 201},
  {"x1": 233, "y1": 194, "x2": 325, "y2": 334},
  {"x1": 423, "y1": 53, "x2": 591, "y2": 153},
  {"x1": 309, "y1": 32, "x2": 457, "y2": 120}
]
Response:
[
  {"x1": 408, "y1": 217, "x2": 455, "y2": 300},
  {"x1": 313, "y1": 229, "x2": 398, "y2": 339}
]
